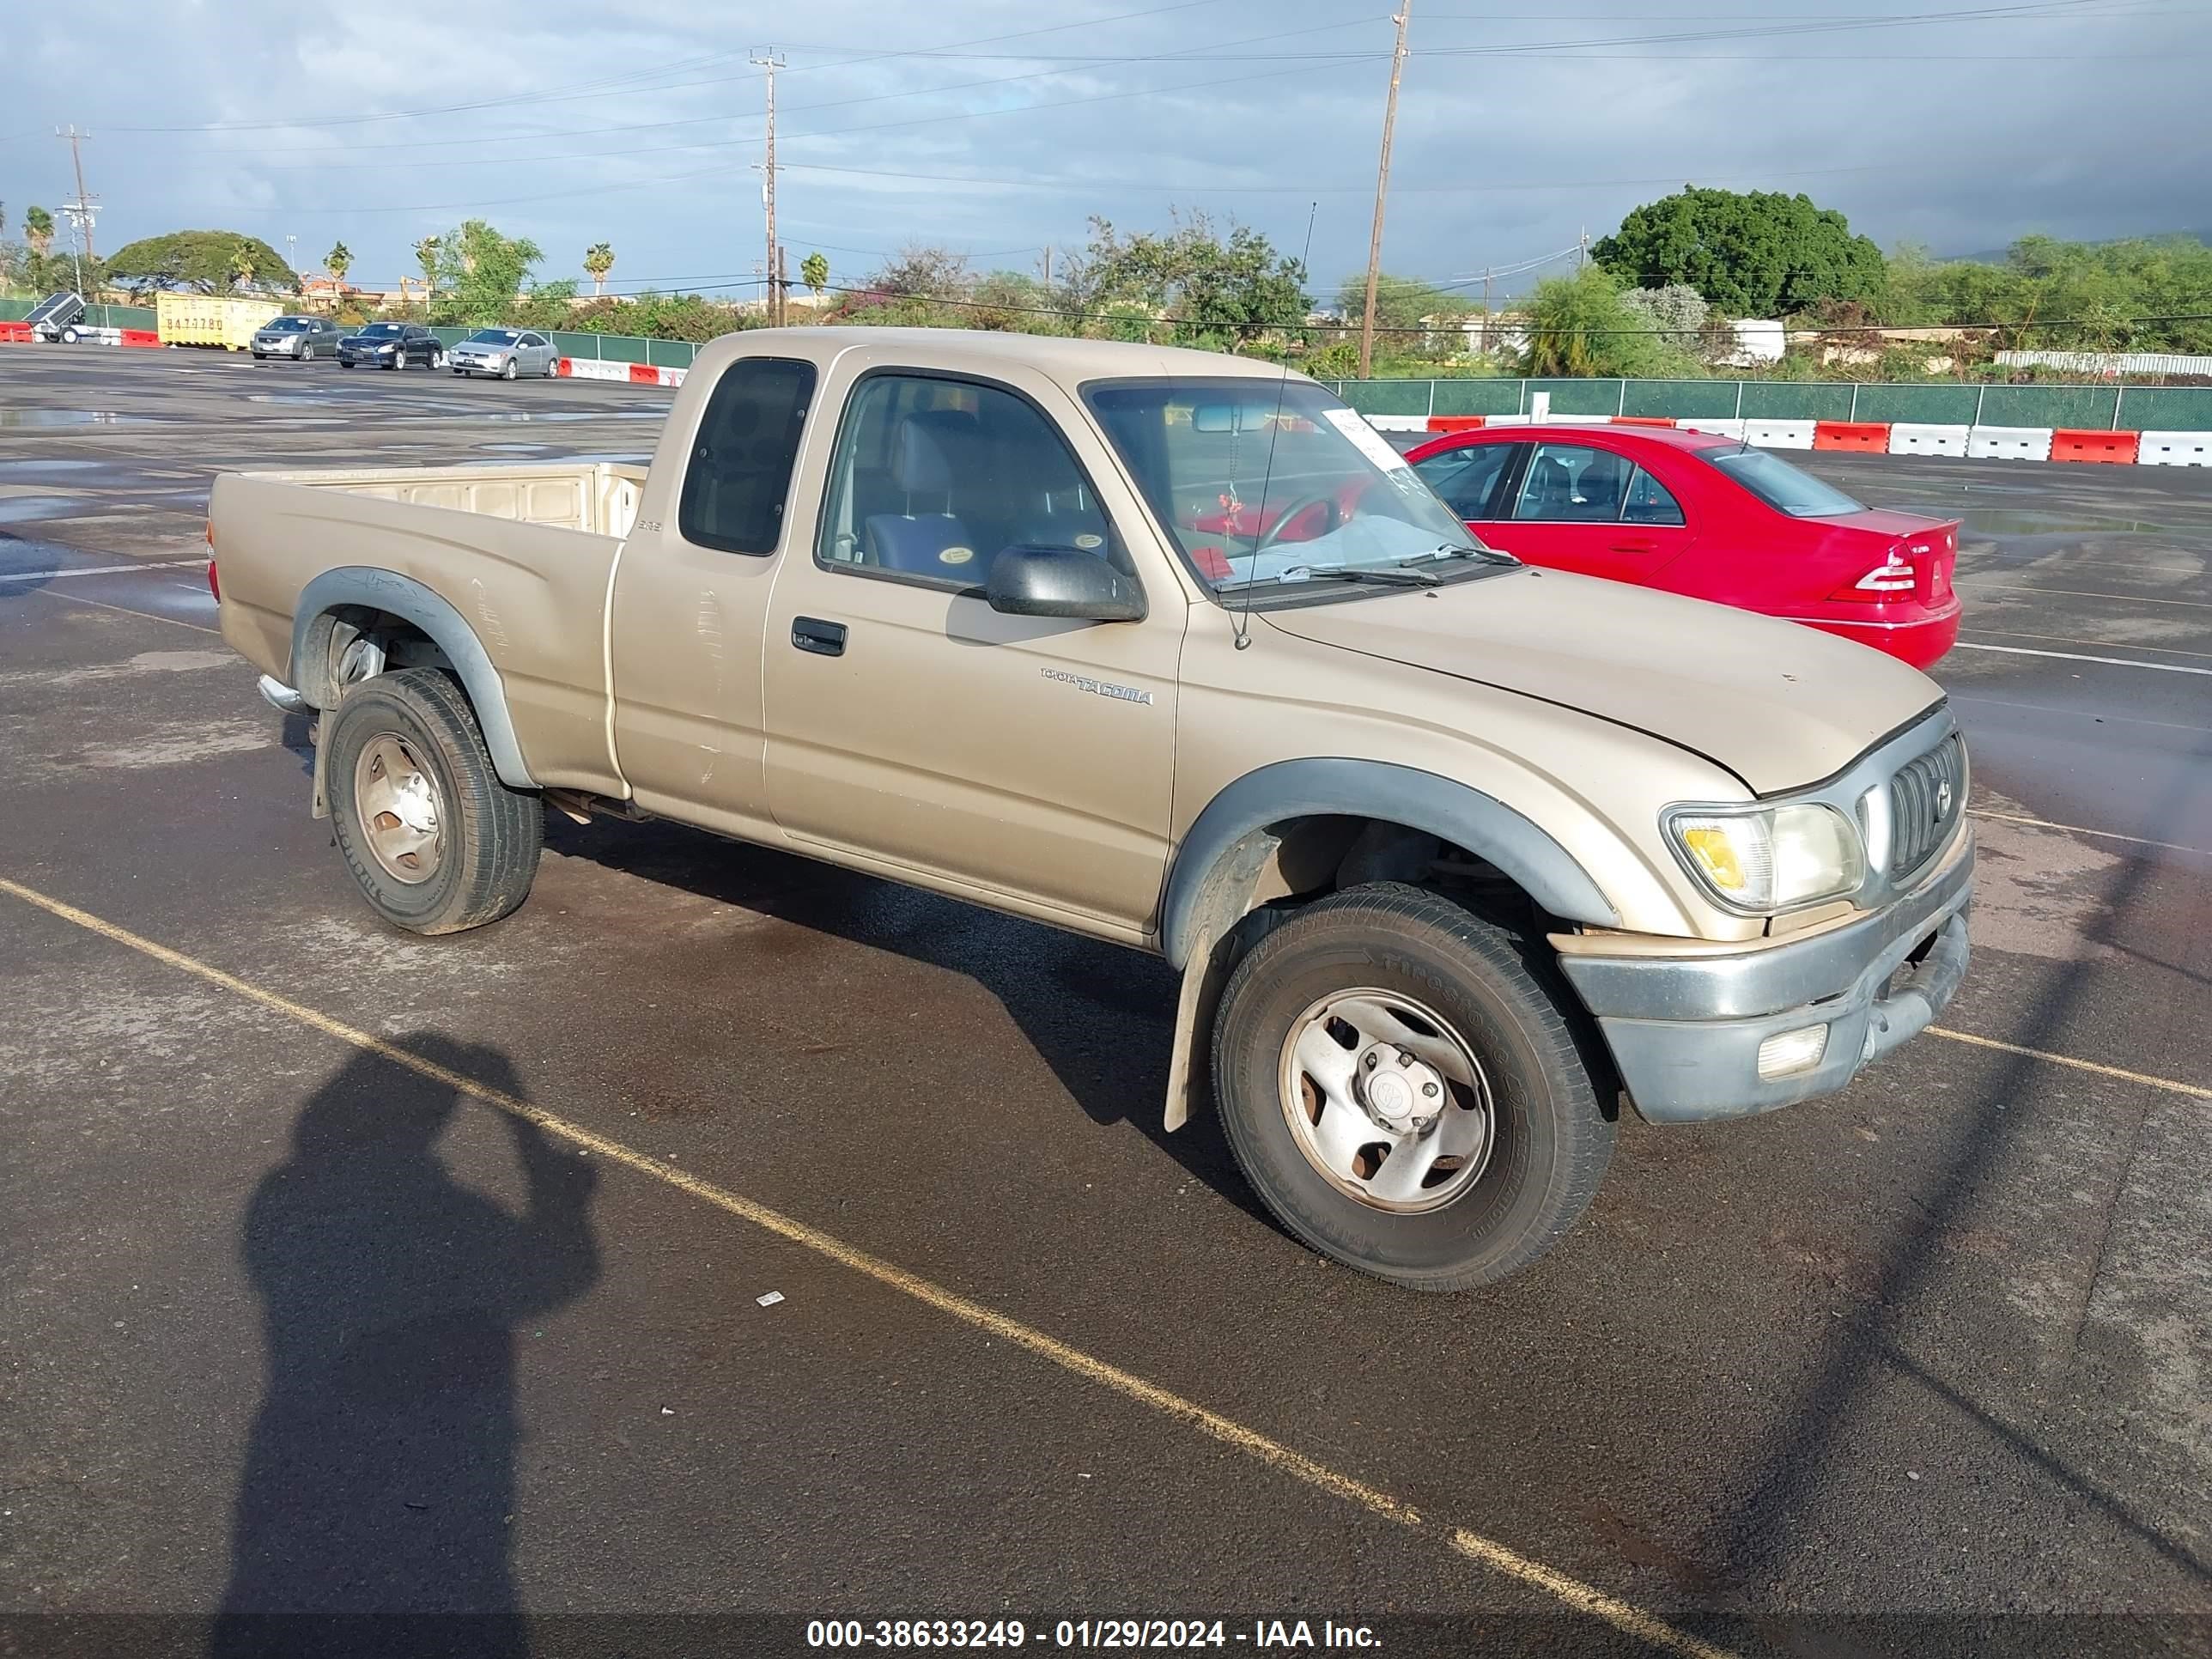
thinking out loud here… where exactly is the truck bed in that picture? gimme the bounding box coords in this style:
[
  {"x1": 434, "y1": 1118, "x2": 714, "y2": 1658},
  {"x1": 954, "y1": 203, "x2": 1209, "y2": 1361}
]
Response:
[{"x1": 211, "y1": 462, "x2": 648, "y2": 793}]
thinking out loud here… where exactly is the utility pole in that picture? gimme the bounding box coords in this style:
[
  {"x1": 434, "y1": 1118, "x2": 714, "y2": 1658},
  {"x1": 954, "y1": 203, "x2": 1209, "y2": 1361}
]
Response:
[
  {"x1": 1357, "y1": 1, "x2": 1412, "y2": 380},
  {"x1": 1577, "y1": 226, "x2": 1588, "y2": 273},
  {"x1": 1041, "y1": 245, "x2": 1052, "y2": 288},
  {"x1": 58, "y1": 126, "x2": 97, "y2": 264},
  {"x1": 751, "y1": 49, "x2": 785, "y2": 326},
  {"x1": 1480, "y1": 266, "x2": 1492, "y2": 353}
]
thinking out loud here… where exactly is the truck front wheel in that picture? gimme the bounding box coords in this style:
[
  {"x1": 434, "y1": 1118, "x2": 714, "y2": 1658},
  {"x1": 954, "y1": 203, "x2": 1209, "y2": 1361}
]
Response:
[
  {"x1": 1212, "y1": 883, "x2": 1613, "y2": 1291},
  {"x1": 323, "y1": 668, "x2": 543, "y2": 935}
]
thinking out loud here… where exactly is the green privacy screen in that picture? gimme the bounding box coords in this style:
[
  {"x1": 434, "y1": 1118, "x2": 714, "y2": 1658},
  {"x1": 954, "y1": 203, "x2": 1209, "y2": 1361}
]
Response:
[{"x1": 1323, "y1": 378, "x2": 2212, "y2": 430}]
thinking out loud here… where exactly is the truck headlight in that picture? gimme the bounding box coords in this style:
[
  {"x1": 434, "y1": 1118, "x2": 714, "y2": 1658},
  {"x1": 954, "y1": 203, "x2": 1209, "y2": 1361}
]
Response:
[{"x1": 1667, "y1": 803, "x2": 1863, "y2": 913}]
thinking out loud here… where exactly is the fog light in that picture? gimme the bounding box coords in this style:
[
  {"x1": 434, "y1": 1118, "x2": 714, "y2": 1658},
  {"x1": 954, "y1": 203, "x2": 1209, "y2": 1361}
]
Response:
[{"x1": 1757, "y1": 1025, "x2": 1829, "y2": 1079}]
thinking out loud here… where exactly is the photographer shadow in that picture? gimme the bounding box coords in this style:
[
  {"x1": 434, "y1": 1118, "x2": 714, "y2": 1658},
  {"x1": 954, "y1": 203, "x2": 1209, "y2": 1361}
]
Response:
[{"x1": 211, "y1": 1035, "x2": 599, "y2": 1658}]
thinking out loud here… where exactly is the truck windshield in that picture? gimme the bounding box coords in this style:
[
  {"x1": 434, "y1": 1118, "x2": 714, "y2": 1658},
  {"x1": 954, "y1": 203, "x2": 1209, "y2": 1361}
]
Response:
[
  {"x1": 1706, "y1": 447, "x2": 1864, "y2": 518},
  {"x1": 1084, "y1": 378, "x2": 1495, "y2": 594}
]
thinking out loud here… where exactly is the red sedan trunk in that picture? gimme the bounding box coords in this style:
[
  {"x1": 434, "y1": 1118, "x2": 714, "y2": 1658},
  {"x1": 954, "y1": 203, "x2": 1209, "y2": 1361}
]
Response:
[{"x1": 1401, "y1": 426, "x2": 1960, "y2": 669}]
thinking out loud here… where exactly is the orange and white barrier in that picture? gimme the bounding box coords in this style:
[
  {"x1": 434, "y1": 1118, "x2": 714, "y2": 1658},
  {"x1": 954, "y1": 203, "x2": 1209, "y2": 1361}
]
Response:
[{"x1": 1409, "y1": 412, "x2": 2212, "y2": 468}]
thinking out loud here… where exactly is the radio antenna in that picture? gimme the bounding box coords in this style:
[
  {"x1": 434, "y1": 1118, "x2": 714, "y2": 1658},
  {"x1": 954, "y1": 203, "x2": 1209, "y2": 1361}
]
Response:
[{"x1": 1234, "y1": 200, "x2": 1320, "y2": 653}]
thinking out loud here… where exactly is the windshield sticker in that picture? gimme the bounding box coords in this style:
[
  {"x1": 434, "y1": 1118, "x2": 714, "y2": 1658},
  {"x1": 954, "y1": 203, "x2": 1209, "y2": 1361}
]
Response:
[{"x1": 1322, "y1": 408, "x2": 1414, "y2": 474}]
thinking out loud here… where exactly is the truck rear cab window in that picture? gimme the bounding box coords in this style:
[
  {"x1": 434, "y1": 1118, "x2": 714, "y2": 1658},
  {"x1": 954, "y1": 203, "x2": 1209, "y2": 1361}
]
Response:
[{"x1": 678, "y1": 356, "x2": 817, "y2": 556}]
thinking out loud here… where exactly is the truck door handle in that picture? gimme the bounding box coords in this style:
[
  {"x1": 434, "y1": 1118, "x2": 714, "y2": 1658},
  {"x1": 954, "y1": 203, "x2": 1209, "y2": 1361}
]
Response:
[{"x1": 791, "y1": 617, "x2": 847, "y2": 657}]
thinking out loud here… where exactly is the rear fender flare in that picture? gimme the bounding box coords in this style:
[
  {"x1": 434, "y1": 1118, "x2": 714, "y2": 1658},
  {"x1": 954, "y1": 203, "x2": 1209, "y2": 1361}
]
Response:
[
  {"x1": 1159, "y1": 758, "x2": 1618, "y2": 971},
  {"x1": 289, "y1": 567, "x2": 537, "y2": 790}
]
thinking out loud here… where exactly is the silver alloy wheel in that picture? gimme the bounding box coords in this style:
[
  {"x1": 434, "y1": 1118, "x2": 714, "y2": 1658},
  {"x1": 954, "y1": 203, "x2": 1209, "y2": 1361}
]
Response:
[
  {"x1": 1278, "y1": 988, "x2": 1495, "y2": 1212},
  {"x1": 353, "y1": 732, "x2": 446, "y2": 884},
  {"x1": 501, "y1": 357, "x2": 519, "y2": 380}
]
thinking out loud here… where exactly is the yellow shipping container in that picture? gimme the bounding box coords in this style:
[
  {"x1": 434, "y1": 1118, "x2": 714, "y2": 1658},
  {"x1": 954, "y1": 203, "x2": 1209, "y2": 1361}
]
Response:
[{"x1": 156, "y1": 292, "x2": 283, "y2": 350}]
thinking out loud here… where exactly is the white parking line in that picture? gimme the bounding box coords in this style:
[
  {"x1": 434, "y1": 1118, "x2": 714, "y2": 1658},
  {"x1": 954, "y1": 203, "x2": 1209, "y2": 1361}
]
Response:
[
  {"x1": 0, "y1": 559, "x2": 206, "y2": 583},
  {"x1": 1952, "y1": 642, "x2": 2212, "y2": 678},
  {"x1": 1967, "y1": 808, "x2": 2212, "y2": 859}
]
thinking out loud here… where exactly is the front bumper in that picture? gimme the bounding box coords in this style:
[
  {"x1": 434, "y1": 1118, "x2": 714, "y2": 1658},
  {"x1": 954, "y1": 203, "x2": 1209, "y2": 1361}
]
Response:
[
  {"x1": 1558, "y1": 830, "x2": 1972, "y2": 1122},
  {"x1": 339, "y1": 349, "x2": 397, "y2": 365},
  {"x1": 252, "y1": 337, "x2": 299, "y2": 354},
  {"x1": 450, "y1": 355, "x2": 503, "y2": 372}
]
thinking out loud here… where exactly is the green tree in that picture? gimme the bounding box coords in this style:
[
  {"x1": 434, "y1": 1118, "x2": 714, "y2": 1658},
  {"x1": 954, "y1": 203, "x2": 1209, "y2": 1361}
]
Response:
[
  {"x1": 1066, "y1": 211, "x2": 1308, "y2": 349},
  {"x1": 867, "y1": 244, "x2": 970, "y2": 301},
  {"x1": 1520, "y1": 267, "x2": 1701, "y2": 378},
  {"x1": 1333, "y1": 272, "x2": 1482, "y2": 362},
  {"x1": 432, "y1": 220, "x2": 544, "y2": 323},
  {"x1": 325, "y1": 240, "x2": 352, "y2": 285},
  {"x1": 104, "y1": 230, "x2": 298, "y2": 297},
  {"x1": 800, "y1": 250, "x2": 830, "y2": 301},
  {"x1": 1593, "y1": 186, "x2": 1886, "y2": 317},
  {"x1": 583, "y1": 240, "x2": 614, "y2": 295},
  {"x1": 414, "y1": 235, "x2": 441, "y2": 307},
  {"x1": 24, "y1": 205, "x2": 54, "y2": 257}
]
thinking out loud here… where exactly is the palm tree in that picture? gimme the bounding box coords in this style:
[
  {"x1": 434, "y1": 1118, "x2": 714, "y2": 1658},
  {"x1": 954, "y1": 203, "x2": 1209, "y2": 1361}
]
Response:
[
  {"x1": 24, "y1": 205, "x2": 53, "y2": 258},
  {"x1": 325, "y1": 241, "x2": 352, "y2": 287},
  {"x1": 415, "y1": 236, "x2": 441, "y2": 311},
  {"x1": 801, "y1": 251, "x2": 830, "y2": 303},
  {"x1": 229, "y1": 241, "x2": 258, "y2": 293},
  {"x1": 583, "y1": 241, "x2": 614, "y2": 296}
]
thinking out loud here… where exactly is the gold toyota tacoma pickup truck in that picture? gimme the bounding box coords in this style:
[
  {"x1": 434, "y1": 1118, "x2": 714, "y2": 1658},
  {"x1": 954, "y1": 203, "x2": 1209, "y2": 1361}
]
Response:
[{"x1": 210, "y1": 328, "x2": 1972, "y2": 1291}]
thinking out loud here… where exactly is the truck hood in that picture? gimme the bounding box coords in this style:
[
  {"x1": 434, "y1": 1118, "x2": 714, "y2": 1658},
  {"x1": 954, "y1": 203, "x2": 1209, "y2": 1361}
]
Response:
[{"x1": 1258, "y1": 566, "x2": 1942, "y2": 795}]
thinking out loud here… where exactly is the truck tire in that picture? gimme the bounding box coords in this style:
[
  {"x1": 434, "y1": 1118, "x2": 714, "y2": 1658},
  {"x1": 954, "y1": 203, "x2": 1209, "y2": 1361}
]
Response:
[
  {"x1": 323, "y1": 667, "x2": 543, "y2": 936},
  {"x1": 1211, "y1": 883, "x2": 1613, "y2": 1292}
]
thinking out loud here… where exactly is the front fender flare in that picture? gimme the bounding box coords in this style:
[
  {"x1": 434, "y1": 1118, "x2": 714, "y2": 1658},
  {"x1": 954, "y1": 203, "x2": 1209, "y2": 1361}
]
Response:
[
  {"x1": 289, "y1": 566, "x2": 537, "y2": 790},
  {"x1": 1159, "y1": 757, "x2": 1618, "y2": 970}
]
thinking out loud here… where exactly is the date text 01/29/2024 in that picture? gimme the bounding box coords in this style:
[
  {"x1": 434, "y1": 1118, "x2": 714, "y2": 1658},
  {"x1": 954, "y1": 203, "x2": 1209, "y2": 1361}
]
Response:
[{"x1": 805, "y1": 1620, "x2": 1382, "y2": 1649}]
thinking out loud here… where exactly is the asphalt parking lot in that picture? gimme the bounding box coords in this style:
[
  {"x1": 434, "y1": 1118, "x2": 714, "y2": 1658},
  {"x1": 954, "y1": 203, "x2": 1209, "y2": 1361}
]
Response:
[{"x1": 3, "y1": 345, "x2": 2209, "y2": 1656}]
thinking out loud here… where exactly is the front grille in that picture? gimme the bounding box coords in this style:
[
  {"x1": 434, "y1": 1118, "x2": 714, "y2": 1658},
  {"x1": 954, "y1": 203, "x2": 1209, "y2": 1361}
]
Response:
[{"x1": 1887, "y1": 733, "x2": 1964, "y2": 878}]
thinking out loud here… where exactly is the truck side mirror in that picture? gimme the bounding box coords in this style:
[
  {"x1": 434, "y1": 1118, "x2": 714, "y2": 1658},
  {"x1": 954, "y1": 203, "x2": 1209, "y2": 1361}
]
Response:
[{"x1": 985, "y1": 545, "x2": 1146, "y2": 623}]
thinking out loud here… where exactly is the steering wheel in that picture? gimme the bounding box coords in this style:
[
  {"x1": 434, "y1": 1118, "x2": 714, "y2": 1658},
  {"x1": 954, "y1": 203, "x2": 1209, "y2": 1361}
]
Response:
[{"x1": 1253, "y1": 492, "x2": 1346, "y2": 551}]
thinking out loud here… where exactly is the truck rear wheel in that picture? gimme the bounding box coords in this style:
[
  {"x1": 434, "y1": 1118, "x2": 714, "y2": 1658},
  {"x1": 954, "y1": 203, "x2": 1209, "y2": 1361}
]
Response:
[
  {"x1": 1211, "y1": 883, "x2": 1613, "y2": 1291},
  {"x1": 323, "y1": 668, "x2": 543, "y2": 936}
]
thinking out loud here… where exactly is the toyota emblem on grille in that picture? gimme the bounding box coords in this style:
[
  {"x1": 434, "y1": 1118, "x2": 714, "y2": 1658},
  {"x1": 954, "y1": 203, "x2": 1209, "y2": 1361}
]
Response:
[{"x1": 1936, "y1": 779, "x2": 1954, "y2": 817}]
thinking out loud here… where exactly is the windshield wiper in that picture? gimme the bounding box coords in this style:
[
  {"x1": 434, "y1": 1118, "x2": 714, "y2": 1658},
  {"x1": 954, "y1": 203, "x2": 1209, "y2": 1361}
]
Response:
[
  {"x1": 1293, "y1": 563, "x2": 1443, "y2": 587},
  {"x1": 1404, "y1": 543, "x2": 1519, "y2": 568}
]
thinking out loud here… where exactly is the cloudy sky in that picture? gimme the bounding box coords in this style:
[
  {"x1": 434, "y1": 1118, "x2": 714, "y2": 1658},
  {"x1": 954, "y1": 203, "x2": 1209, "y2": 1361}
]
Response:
[{"x1": 2, "y1": 0, "x2": 2204, "y2": 302}]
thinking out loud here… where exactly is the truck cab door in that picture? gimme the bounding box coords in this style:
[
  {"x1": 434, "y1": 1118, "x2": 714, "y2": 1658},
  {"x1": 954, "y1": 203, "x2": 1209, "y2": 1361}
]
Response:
[
  {"x1": 760, "y1": 362, "x2": 1184, "y2": 934},
  {"x1": 606, "y1": 353, "x2": 821, "y2": 842}
]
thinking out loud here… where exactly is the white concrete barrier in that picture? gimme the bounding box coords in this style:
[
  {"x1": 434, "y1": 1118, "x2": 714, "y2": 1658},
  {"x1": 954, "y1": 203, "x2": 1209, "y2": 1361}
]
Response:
[
  {"x1": 1966, "y1": 425, "x2": 2053, "y2": 461},
  {"x1": 1364, "y1": 415, "x2": 1430, "y2": 433},
  {"x1": 1746, "y1": 419, "x2": 1815, "y2": 449},
  {"x1": 2136, "y1": 430, "x2": 2212, "y2": 467},
  {"x1": 1681, "y1": 418, "x2": 1747, "y2": 440},
  {"x1": 1889, "y1": 422, "x2": 1970, "y2": 457}
]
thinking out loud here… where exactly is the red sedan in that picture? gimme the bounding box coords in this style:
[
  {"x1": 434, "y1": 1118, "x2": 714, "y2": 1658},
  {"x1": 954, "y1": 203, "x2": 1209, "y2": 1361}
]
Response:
[{"x1": 1401, "y1": 425, "x2": 1960, "y2": 668}]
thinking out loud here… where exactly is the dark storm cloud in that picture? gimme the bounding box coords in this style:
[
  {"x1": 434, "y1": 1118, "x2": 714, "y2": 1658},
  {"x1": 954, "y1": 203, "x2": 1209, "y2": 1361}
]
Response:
[{"x1": 2, "y1": 0, "x2": 2203, "y2": 296}]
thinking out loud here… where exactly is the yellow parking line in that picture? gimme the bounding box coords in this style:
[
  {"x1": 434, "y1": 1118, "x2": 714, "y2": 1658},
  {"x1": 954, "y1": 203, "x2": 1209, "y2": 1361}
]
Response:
[
  {"x1": 0, "y1": 872, "x2": 1737, "y2": 1659},
  {"x1": 1929, "y1": 1027, "x2": 2212, "y2": 1100}
]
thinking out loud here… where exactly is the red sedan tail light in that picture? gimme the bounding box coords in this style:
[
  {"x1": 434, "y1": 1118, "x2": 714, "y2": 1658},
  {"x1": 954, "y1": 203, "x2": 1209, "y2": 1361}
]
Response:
[{"x1": 1830, "y1": 530, "x2": 1952, "y2": 604}]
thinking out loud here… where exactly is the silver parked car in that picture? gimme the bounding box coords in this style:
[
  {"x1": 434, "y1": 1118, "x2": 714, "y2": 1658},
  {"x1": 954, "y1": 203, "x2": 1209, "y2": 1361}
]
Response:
[
  {"x1": 450, "y1": 328, "x2": 558, "y2": 380},
  {"x1": 252, "y1": 316, "x2": 345, "y2": 361}
]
